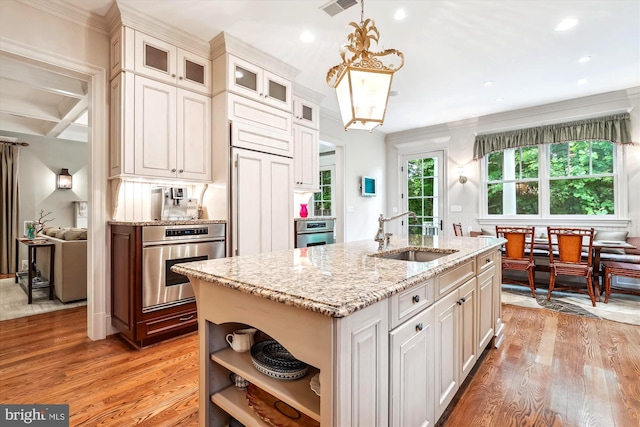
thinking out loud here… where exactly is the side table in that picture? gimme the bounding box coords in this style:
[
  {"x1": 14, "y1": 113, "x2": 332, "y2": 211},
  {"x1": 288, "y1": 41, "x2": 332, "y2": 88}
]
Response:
[{"x1": 15, "y1": 238, "x2": 55, "y2": 304}]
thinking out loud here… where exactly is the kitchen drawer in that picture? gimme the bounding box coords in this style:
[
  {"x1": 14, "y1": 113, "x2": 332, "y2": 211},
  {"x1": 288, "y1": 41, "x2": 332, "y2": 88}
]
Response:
[
  {"x1": 137, "y1": 307, "x2": 197, "y2": 339},
  {"x1": 390, "y1": 279, "x2": 434, "y2": 329},
  {"x1": 436, "y1": 259, "x2": 475, "y2": 297},
  {"x1": 477, "y1": 250, "x2": 498, "y2": 274}
]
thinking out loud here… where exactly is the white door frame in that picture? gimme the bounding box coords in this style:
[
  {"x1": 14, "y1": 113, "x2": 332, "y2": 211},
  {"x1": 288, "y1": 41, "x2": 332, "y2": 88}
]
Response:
[{"x1": 1, "y1": 39, "x2": 110, "y2": 341}]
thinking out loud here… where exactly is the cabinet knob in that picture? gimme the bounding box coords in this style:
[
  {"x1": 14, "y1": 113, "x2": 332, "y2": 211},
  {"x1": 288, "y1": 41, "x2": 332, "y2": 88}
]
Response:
[
  {"x1": 178, "y1": 76, "x2": 183, "y2": 80},
  {"x1": 179, "y1": 169, "x2": 184, "y2": 173},
  {"x1": 486, "y1": 258, "x2": 491, "y2": 264},
  {"x1": 171, "y1": 168, "x2": 177, "y2": 172},
  {"x1": 171, "y1": 73, "x2": 176, "y2": 78},
  {"x1": 412, "y1": 295, "x2": 420, "y2": 304},
  {"x1": 415, "y1": 323, "x2": 423, "y2": 332}
]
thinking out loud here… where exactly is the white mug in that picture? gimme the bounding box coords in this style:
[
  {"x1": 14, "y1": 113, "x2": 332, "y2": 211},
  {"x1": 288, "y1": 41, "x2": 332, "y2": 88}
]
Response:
[{"x1": 225, "y1": 328, "x2": 257, "y2": 352}]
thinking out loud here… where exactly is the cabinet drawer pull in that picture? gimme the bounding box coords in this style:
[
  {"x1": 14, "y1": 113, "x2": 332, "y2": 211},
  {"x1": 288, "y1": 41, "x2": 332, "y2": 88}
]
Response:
[
  {"x1": 179, "y1": 315, "x2": 194, "y2": 322},
  {"x1": 415, "y1": 323, "x2": 423, "y2": 332},
  {"x1": 412, "y1": 295, "x2": 420, "y2": 304},
  {"x1": 171, "y1": 168, "x2": 177, "y2": 172},
  {"x1": 486, "y1": 258, "x2": 491, "y2": 264}
]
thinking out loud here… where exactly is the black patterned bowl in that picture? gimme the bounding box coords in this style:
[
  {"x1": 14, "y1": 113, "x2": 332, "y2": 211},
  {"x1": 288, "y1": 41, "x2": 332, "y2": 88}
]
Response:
[{"x1": 250, "y1": 340, "x2": 308, "y2": 380}]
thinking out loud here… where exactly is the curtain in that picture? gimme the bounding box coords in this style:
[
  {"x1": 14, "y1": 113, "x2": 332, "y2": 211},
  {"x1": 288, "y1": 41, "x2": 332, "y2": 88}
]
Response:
[
  {"x1": 473, "y1": 113, "x2": 633, "y2": 159},
  {"x1": 1, "y1": 144, "x2": 20, "y2": 274}
]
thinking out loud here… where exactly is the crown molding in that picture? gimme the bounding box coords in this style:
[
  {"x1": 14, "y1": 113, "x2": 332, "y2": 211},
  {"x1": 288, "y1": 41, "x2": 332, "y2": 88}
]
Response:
[
  {"x1": 18, "y1": 0, "x2": 110, "y2": 35},
  {"x1": 209, "y1": 32, "x2": 299, "y2": 81},
  {"x1": 116, "y1": 2, "x2": 210, "y2": 58},
  {"x1": 293, "y1": 84, "x2": 325, "y2": 104}
]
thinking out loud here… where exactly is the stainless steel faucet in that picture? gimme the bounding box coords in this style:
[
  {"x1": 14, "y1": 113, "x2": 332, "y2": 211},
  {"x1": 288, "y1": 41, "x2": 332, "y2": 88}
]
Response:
[{"x1": 374, "y1": 211, "x2": 417, "y2": 250}]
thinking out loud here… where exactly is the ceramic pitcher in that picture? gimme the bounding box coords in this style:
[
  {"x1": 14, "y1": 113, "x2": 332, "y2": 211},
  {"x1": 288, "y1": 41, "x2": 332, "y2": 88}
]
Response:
[{"x1": 225, "y1": 328, "x2": 257, "y2": 352}]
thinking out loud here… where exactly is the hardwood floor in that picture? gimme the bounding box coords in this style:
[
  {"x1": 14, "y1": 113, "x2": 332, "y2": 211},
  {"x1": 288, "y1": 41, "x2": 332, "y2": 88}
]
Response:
[{"x1": 1, "y1": 304, "x2": 638, "y2": 426}]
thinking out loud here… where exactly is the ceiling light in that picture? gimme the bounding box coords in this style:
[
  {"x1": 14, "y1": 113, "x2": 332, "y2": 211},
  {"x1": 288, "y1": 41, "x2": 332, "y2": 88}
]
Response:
[
  {"x1": 578, "y1": 79, "x2": 587, "y2": 85},
  {"x1": 327, "y1": 0, "x2": 404, "y2": 132},
  {"x1": 300, "y1": 31, "x2": 315, "y2": 43},
  {"x1": 554, "y1": 17, "x2": 579, "y2": 32},
  {"x1": 483, "y1": 81, "x2": 494, "y2": 86},
  {"x1": 394, "y1": 9, "x2": 406, "y2": 21},
  {"x1": 496, "y1": 98, "x2": 504, "y2": 102},
  {"x1": 578, "y1": 56, "x2": 591, "y2": 63}
]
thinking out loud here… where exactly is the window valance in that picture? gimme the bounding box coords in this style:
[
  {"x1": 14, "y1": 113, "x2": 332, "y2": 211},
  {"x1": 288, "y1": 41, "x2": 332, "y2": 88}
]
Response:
[{"x1": 473, "y1": 112, "x2": 632, "y2": 159}]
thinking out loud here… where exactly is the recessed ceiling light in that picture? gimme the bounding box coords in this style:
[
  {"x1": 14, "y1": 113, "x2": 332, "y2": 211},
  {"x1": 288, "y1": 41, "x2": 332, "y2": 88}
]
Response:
[
  {"x1": 578, "y1": 56, "x2": 591, "y2": 63},
  {"x1": 578, "y1": 79, "x2": 587, "y2": 85},
  {"x1": 496, "y1": 98, "x2": 504, "y2": 102},
  {"x1": 300, "y1": 31, "x2": 315, "y2": 43},
  {"x1": 483, "y1": 81, "x2": 494, "y2": 86},
  {"x1": 394, "y1": 9, "x2": 406, "y2": 21},
  {"x1": 555, "y1": 17, "x2": 579, "y2": 32}
]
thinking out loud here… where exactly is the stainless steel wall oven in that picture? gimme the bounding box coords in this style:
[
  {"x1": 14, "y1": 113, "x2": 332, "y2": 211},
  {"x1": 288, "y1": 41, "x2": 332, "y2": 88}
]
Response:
[
  {"x1": 142, "y1": 224, "x2": 225, "y2": 312},
  {"x1": 295, "y1": 219, "x2": 335, "y2": 248}
]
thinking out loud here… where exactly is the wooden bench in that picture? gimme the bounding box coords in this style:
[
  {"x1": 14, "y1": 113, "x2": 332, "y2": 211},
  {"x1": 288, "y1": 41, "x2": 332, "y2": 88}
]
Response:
[{"x1": 601, "y1": 261, "x2": 640, "y2": 303}]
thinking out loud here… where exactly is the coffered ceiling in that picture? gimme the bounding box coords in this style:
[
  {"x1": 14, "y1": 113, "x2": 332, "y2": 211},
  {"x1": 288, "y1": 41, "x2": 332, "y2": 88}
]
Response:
[{"x1": 1, "y1": 0, "x2": 639, "y2": 142}]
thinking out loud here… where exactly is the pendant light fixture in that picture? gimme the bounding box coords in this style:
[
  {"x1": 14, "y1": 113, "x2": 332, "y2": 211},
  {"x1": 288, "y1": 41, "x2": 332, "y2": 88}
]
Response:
[{"x1": 326, "y1": 0, "x2": 404, "y2": 132}]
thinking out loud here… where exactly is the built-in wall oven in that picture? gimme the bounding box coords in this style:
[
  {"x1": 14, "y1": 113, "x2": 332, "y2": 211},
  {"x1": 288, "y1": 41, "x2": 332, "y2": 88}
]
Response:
[
  {"x1": 142, "y1": 223, "x2": 226, "y2": 312},
  {"x1": 295, "y1": 219, "x2": 335, "y2": 248}
]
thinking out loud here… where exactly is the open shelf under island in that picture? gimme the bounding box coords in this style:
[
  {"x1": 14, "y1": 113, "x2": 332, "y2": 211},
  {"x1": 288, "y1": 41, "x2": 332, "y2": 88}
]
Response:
[{"x1": 172, "y1": 235, "x2": 506, "y2": 427}]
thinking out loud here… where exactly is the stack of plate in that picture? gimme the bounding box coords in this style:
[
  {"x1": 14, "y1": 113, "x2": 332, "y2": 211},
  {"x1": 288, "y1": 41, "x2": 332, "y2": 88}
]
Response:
[{"x1": 250, "y1": 340, "x2": 308, "y2": 381}]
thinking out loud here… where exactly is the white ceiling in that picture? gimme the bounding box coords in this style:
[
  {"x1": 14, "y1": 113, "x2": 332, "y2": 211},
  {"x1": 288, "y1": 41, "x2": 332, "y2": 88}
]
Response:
[{"x1": 2, "y1": 0, "x2": 639, "y2": 141}]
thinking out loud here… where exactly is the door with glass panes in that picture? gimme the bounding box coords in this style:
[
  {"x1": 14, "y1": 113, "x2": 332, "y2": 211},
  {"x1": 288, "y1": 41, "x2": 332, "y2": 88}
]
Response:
[{"x1": 402, "y1": 151, "x2": 445, "y2": 236}]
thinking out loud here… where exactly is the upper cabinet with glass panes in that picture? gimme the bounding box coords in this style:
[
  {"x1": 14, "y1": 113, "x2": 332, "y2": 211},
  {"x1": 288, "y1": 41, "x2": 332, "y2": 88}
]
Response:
[
  {"x1": 226, "y1": 55, "x2": 292, "y2": 111},
  {"x1": 293, "y1": 96, "x2": 319, "y2": 129}
]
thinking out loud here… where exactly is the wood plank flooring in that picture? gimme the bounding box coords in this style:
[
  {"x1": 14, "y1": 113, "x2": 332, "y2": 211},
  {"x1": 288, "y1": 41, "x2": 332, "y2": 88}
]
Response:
[{"x1": 1, "y1": 304, "x2": 639, "y2": 426}]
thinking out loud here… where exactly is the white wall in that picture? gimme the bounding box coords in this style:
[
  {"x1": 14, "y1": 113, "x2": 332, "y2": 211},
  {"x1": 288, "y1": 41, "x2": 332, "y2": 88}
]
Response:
[
  {"x1": 385, "y1": 87, "x2": 640, "y2": 237},
  {"x1": 320, "y1": 112, "x2": 386, "y2": 242},
  {"x1": 3, "y1": 132, "x2": 89, "y2": 266}
]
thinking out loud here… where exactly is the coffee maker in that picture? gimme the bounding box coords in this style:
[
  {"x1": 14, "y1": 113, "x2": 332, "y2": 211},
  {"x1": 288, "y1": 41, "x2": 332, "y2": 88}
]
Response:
[{"x1": 151, "y1": 187, "x2": 190, "y2": 220}]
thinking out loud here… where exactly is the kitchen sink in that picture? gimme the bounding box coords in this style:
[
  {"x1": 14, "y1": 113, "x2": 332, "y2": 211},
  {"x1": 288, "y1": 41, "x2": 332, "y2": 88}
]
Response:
[{"x1": 370, "y1": 248, "x2": 459, "y2": 262}]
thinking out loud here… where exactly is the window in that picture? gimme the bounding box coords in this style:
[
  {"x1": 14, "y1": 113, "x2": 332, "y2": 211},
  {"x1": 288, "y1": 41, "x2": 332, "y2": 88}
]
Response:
[
  {"x1": 484, "y1": 141, "x2": 616, "y2": 217},
  {"x1": 313, "y1": 168, "x2": 333, "y2": 216},
  {"x1": 405, "y1": 154, "x2": 442, "y2": 235}
]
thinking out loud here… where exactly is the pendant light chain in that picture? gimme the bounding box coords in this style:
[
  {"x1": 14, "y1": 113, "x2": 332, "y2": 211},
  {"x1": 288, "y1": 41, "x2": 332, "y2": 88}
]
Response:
[{"x1": 360, "y1": 0, "x2": 365, "y2": 24}]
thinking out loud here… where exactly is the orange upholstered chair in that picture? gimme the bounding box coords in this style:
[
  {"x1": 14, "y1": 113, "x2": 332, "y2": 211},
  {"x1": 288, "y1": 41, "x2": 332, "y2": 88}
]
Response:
[
  {"x1": 453, "y1": 223, "x2": 463, "y2": 236},
  {"x1": 496, "y1": 226, "x2": 536, "y2": 297},
  {"x1": 547, "y1": 227, "x2": 596, "y2": 306}
]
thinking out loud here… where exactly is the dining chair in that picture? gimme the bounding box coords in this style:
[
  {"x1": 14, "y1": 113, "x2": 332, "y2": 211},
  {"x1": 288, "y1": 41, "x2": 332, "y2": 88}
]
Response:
[
  {"x1": 547, "y1": 227, "x2": 596, "y2": 306},
  {"x1": 495, "y1": 226, "x2": 537, "y2": 297},
  {"x1": 453, "y1": 223, "x2": 463, "y2": 236}
]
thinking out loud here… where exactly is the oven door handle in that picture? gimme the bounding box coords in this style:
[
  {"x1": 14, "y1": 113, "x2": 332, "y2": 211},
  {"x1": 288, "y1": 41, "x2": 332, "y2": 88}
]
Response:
[{"x1": 142, "y1": 238, "x2": 224, "y2": 248}]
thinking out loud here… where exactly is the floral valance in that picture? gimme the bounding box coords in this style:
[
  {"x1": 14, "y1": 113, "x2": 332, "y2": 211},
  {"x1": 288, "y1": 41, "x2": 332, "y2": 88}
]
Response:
[{"x1": 473, "y1": 112, "x2": 632, "y2": 159}]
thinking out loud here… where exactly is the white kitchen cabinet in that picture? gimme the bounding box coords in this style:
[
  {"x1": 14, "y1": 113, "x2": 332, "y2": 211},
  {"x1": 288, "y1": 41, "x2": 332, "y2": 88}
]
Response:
[
  {"x1": 228, "y1": 93, "x2": 293, "y2": 157},
  {"x1": 390, "y1": 304, "x2": 435, "y2": 427},
  {"x1": 227, "y1": 54, "x2": 292, "y2": 111},
  {"x1": 434, "y1": 276, "x2": 477, "y2": 420},
  {"x1": 135, "y1": 31, "x2": 211, "y2": 94},
  {"x1": 336, "y1": 299, "x2": 389, "y2": 427},
  {"x1": 231, "y1": 148, "x2": 293, "y2": 256},
  {"x1": 293, "y1": 124, "x2": 319, "y2": 191},
  {"x1": 293, "y1": 95, "x2": 319, "y2": 129},
  {"x1": 477, "y1": 264, "x2": 496, "y2": 352},
  {"x1": 110, "y1": 74, "x2": 211, "y2": 181}
]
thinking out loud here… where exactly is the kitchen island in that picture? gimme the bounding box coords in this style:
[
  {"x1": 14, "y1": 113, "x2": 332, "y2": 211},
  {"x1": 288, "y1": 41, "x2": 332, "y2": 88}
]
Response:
[{"x1": 173, "y1": 235, "x2": 505, "y2": 427}]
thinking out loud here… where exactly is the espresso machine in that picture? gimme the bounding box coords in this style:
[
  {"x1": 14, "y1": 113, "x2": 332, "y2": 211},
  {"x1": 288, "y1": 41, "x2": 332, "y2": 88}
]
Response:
[{"x1": 151, "y1": 187, "x2": 192, "y2": 220}]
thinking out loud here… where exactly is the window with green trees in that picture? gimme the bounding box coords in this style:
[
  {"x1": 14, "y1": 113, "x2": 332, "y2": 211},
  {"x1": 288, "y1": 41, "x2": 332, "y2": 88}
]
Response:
[
  {"x1": 407, "y1": 157, "x2": 439, "y2": 235},
  {"x1": 313, "y1": 169, "x2": 332, "y2": 216},
  {"x1": 485, "y1": 141, "x2": 615, "y2": 216}
]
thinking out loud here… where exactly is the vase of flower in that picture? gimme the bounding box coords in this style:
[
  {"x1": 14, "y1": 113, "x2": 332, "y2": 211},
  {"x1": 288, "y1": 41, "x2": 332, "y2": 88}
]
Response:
[{"x1": 299, "y1": 204, "x2": 308, "y2": 218}]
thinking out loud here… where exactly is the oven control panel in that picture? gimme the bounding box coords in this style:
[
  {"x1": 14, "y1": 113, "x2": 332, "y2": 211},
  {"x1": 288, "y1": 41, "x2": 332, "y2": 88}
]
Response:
[{"x1": 165, "y1": 227, "x2": 208, "y2": 237}]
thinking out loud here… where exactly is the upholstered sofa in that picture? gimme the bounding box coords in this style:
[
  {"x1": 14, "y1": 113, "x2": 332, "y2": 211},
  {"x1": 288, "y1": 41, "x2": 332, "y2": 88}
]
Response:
[{"x1": 35, "y1": 227, "x2": 87, "y2": 303}]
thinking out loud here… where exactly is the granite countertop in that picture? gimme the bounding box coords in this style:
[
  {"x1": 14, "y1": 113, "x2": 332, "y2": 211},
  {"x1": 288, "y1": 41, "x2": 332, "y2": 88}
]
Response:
[
  {"x1": 108, "y1": 219, "x2": 227, "y2": 226},
  {"x1": 172, "y1": 235, "x2": 505, "y2": 318}
]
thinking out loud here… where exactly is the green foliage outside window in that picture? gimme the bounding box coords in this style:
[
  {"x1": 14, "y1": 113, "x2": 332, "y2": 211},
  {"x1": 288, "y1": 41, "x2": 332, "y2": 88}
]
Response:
[
  {"x1": 407, "y1": 157, "x2": 438, "y2": 235},
  {"x1": 486, "y1": 141, "x2": 615, "y2": 216},
  {"x1": 313, "y1": 169, "x2": 332, "y2": 216}
]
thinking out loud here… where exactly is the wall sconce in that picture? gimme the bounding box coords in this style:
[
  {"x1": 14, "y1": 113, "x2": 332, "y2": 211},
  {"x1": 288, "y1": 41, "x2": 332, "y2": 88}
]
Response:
[
  {"x1": 57, "y1": 168, "x2": 73, "y2": 189},
  {"x1": 457, "y1": 166, "x2": 468, "y2": 184}
]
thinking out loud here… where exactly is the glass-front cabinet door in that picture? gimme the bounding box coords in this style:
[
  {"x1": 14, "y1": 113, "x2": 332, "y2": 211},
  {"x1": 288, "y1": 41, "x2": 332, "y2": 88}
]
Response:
[
  {"x1": 135, "y1": 32, "x2": 177, "y2": 85},
  {"x1": 293, "y1": 96, "x2": 319, "y2": 129},
  {"x1": 177, "y1": 49, "x2": 211, "y2": 93},
  {"x1": 228, "y1": 54, "x2": 291, "y2": 111}
]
